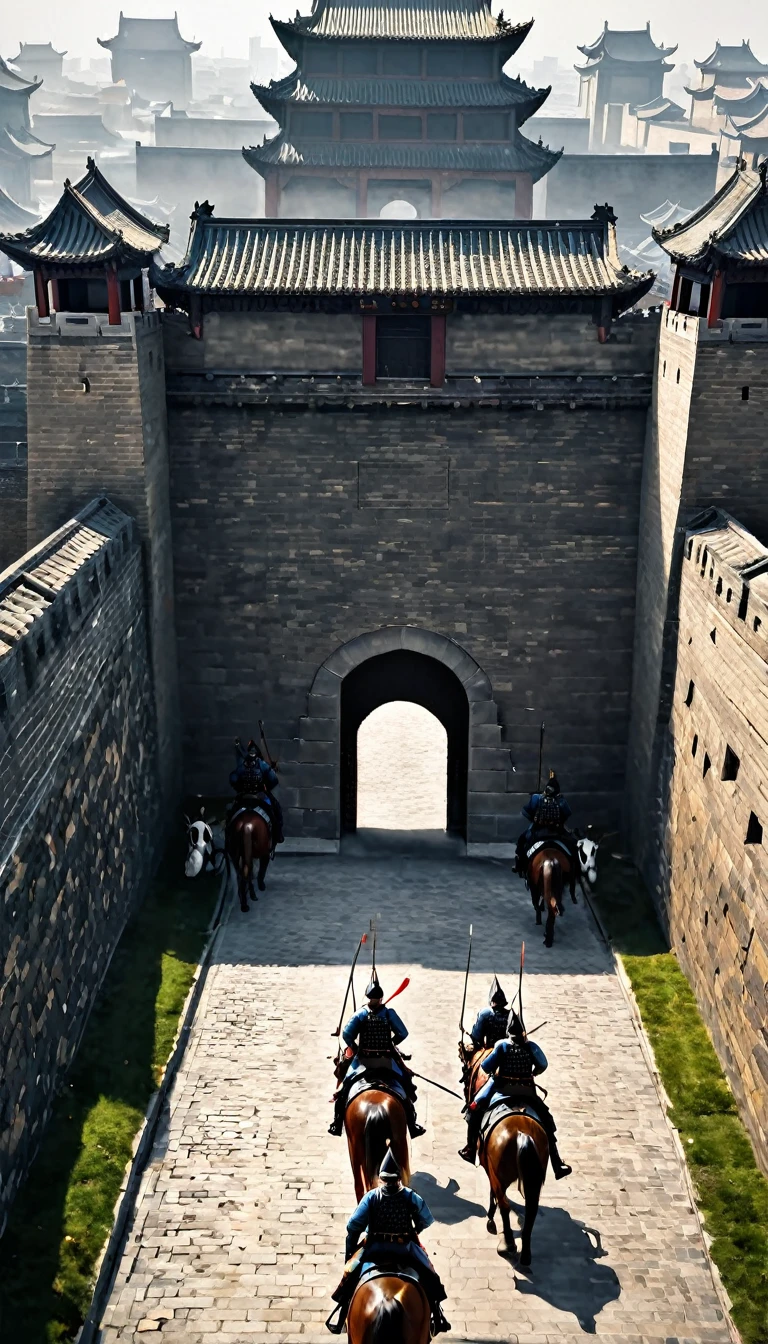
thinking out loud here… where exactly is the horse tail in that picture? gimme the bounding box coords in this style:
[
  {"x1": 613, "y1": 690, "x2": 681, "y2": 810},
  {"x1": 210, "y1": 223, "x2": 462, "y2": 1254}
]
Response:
[
  {"x1": 363, "y1": 1104, "x2": 391, "y2": 1186},
  {"x1": 517, "y1": 1131, "x2": 545, "y2": 1194},
  {"x1": 542, "y1": 857, "x2": 561, "y2": 911},
  {"x1": 370, "y1": 1295, "x2": 404, "y2": 1344},
  {"x1": 241, "y1": 822, "x2": 253, "y2": 883}
]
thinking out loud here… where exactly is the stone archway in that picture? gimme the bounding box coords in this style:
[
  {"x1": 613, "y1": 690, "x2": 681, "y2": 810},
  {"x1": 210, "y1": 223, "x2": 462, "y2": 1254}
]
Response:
[{"x1": 297, "y1": 627, "x2": 510, "y2": 852}]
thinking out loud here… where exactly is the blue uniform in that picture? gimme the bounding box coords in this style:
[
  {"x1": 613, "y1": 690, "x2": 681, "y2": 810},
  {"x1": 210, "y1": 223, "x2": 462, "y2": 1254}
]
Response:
[
  {"x1": 345, "y1": 1187, "x2": 434, "y2": 1274},
  {"x1": 473, "y1": 1040, "x2": 548, "y2": 1109},
  {"x1": 230, "y1": 755, "x2": 278, "y2": 792},
  {"x1": 469, "y1": 1006, "x2": 508, "y2": 1049},
  {"x1": 342, "y1": 1005, "x2": 407, "y2": 1081},
  {"x1": 522, "y1": 791, "x2": 571, "y2": 839}
]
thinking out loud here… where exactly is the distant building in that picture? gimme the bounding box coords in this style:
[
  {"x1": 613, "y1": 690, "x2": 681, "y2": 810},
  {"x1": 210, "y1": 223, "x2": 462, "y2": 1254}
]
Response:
[
  {"x1": 245, "y1": 0, "x2": 560, "y2": 219},
  {"x1": 687, "y1": 42, "x2": 768, "y2": 133},
  {"x1": 10, "y1": 43, "x2": 67, "y2": 84},
  {"x1": 0, "y1": 56, "x2": 54, "y2": 206},
  {"x1": 575, "y1": 22, "x2": 677, "y2": 150},
  {"x1": 98, "y1": 13, "x2": 202, "y2": 109}
]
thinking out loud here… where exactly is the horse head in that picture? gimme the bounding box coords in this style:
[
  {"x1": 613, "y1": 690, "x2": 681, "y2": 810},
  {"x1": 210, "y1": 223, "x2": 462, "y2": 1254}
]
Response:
[
  {"x1": 575, "y1": 831, "x2": 599, "y2": 885},
  {"x1": 185, "y1": 814, "x2": 214, "y2": 877}
]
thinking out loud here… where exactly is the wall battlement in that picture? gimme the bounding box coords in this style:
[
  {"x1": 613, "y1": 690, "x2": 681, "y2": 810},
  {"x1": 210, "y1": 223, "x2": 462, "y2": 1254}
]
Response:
[{"x1": 0, "y1": 497, "x2": 162, "y2": 1232}]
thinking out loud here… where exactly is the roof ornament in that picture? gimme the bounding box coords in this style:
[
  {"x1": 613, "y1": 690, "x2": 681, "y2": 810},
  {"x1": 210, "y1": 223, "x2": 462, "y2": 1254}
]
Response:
[
  {"x1": 496, "y1": 10, "x2": 513, "y2": 33},
  {"x1": 759, "y1": 159, "x2": 768, "y2": 193},
  {"x1": 592, "y1": 202, "x2": 618, "y2": 225},
  {"x1": 191, "y1": 199, "x2": 215, "y2": 220}
]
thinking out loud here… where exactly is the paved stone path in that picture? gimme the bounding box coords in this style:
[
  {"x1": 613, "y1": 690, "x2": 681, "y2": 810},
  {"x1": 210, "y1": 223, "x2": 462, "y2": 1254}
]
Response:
[{"x1": 100, "y1": 847, "x2": 731, "y2": 1344}]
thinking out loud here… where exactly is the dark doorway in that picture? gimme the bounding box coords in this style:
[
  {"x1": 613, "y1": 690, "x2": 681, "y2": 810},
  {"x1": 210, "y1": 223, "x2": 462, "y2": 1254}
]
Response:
[
  {"x1": 376, "y1": 316, "x2": 431, "y2": 379},
  {"x1": 340, "y1": 649, "x2": 469, "y2": 837}
]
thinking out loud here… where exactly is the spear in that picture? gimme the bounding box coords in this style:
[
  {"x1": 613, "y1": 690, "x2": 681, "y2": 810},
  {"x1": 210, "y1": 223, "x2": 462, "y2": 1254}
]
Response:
[
  {"x1": 537, "y1": 722, "x2": 545, "y2": 793},
  {"x1": 332, "y1": 933, "x2": 367, "y2": 1041},
  {"x1": 518, "y1": 941, "x2": 526, "y2": 1032},
  {"x1": 458, "y1": 924, "x2": 473, "y2": 1041},
  {"x1": 410, "y1": 1071, "x2": 464, "y2": 1100},
  {"x1": 258, "y1": 719, "x2": 277, "y2": 770}
]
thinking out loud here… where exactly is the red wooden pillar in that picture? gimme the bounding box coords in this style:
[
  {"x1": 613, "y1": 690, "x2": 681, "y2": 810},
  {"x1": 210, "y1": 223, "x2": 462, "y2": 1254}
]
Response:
[
  {"x1": 49, "y1": 278, "x2": 60, "y2": 312},
  {"x1": 362, "y1": 313, "x2": 376, "y2": 385},
  {"x1": 708, "y1": 269, "x2": 725, "y2": 328},
  {"x1": 106, "y1": 266, "x2": 121, "y2": 325},
  {"x1": 34, "y1": 268, "x2": 49, "y2": 318},
  {"x1": 430, "y1": 313, "x2": 446, "y2": 387},
  {"x1": 670, "y1": 268, "x2": 681, "y2": 312}
]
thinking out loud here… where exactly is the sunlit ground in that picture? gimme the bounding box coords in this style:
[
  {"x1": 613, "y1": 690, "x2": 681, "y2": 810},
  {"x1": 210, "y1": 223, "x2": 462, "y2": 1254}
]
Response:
[{"x1": 356, "y1": 700, "x2": 447, "y2": 830}]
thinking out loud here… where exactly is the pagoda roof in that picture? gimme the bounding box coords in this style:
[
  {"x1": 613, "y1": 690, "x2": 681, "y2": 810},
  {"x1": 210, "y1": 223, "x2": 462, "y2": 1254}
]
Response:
[
  {"x1": 153, "y1": 205, "x2": 652, "y2": 310},
  {"x1": 0, "y1": 157, "x2": 169, "y2": 270},
  {"x1": 654, "y1": 163, "x2": 768, "y2": 268},
  {"x1": 0, "y1": 185, "x2": 39, "y2": 231},
  {"x1": 12, "y1": 42, "x2": 67, "y2": 59},
  {"x1": 270, "y1": 0, "x2": 532, "y2": 53},
  {"x1": 722, "y1": 106, "x2": 768, "y2": 142},
  {"x1": 713, "y1": 78, "x2": 768, "y2": 114},
  {"x1": 243, "y1": 128, "x2": 560, "y2": 180},
  {"x1": 252, "y1": 70, "x2": 548, "y2": 120},
  {"x1": 0, "y1": 124, "x2": 55, "y2": 159},
  {"x1": 640, "y1": 199, "x2": 692, "y2": 229},
  {"x1": 575, "y1": 22, "x2": 676, "y2": 72},
  {"x1": 633, "y1": 95, "x2": 685, "y2": 122},
  {"x1": 98, "y1": 12, "x2": 201, "y2": 54},
  {"x1": 694, "y1": 41, "x2": 768, "y2": 74},
  {"x1": 0, "y1": 54, "x2": 41, "y2": 95}
]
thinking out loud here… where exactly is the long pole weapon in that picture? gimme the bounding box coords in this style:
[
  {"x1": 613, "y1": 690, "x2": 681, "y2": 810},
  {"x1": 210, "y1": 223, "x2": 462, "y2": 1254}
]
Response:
[
  {"x1": 537, "y1": 722, "x2": 545, "y2": 793},
  {"x1": 518, "y1": 941, "x2": 526, "y2": 1032},
  {"x1": 458, "y1": 924, "x2": 473, "y2": 1041},
  {"x1": 410, "y1": 1071, "x2": 464, "y2": 1100},
  {"x1": 258, "y1": 719, "x2": 277, "y2": 770},
  {"x1": 332, "y1": 933, "x2": 367, "y2": 1042}
]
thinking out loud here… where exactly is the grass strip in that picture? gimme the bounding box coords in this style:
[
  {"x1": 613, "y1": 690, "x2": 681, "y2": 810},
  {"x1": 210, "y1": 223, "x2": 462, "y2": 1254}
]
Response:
[
  {"x1": 592, "y1": 854, "x2": 768, "y2": 1344},
  {"x1": 0, "y1": 854, "x2": 219, "y2": 1343}
]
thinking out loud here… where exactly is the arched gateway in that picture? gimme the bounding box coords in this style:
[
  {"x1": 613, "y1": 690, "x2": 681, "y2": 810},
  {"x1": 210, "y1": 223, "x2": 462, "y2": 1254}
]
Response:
[{"x1": 296, "y1": 627, "x2": 510, "y2": 852}]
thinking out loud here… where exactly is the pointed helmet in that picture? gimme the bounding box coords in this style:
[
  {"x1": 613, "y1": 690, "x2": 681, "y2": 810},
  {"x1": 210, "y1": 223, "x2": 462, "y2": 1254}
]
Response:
[
  {"x1": 507, "y1": 1008, "x2": 526, "y2": 1040},
  {"x1": 488, "y1": 976, "x2": 507, "y2": 1007},
  {"x1": 366, "y1": 974, "x2": 384, "y2": 1001},
  {"x1": 379, "y1": 1146, "x2": 402, "y2": 1184}
]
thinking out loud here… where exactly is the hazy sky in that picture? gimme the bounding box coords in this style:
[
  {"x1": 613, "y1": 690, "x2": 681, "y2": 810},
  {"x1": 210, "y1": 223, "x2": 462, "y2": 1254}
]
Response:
[{"x1": 1, "y1": 0, "x2": 766, "y2": 70}]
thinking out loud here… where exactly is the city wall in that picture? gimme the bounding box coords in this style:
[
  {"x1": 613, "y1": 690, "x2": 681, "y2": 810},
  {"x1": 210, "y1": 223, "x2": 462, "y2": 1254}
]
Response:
[
  {"x1": 0, "y1": 499, "x2": 161, "y2": 1231},
  {"x1": 543, "y1": 153, "x2": 719, "y2": 242}
]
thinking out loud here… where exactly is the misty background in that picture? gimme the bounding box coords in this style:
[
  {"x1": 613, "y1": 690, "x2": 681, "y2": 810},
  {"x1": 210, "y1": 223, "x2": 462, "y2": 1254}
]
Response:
[{"x1": 1, "y1": 0, "x2": 765, "y2": 71}]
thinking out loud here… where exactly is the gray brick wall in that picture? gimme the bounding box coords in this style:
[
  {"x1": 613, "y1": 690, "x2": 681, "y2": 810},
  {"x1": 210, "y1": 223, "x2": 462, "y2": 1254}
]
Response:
[{"x1": 0, "y1": 501, "x2": 161, "y2": 1231}]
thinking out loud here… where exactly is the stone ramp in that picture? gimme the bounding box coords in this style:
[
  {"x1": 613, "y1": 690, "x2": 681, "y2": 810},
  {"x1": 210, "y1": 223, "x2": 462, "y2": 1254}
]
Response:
[{"x1": 99, "y1": 854, "x2": 731, "y2": 1343}]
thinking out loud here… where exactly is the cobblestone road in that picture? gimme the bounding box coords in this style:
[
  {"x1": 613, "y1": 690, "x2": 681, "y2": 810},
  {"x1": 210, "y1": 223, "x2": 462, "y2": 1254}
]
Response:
[{"x1": 100, "y1": 846, "x2": 731, "y2": 1344}]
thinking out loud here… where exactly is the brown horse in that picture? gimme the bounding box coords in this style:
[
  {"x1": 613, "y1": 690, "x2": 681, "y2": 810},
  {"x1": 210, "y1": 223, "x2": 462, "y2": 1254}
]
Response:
[
  {"x1": 345, "y1": 1091, "x2": 410, "y2": 1203},
  {"x1": 464, "y1": 1048, "x2": 549, "y2": 1266},
  {"x1": 347, "y1": 1276, "x2": 430, "y2": 1344},
  {"x1": 528, "y1": 844, "x2": 577, "y2": 947},
  {"x1": 226, "y1": 808, "x2": 271, "y2": 912}
]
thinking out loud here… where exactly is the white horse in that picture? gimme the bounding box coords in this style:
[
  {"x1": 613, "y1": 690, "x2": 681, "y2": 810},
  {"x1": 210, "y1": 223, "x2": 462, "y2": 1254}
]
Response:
[
  {"x1": 576, "y1": 834, "x2": 600, "y2": 885},
  {"x1": 184, "y1": 809, "x2": 220, "y2": 877}
]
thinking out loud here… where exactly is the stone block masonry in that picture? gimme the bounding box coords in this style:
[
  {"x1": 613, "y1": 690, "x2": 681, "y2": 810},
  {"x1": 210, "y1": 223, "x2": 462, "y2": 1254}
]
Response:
[
  {"x1": 653, "y1": 512, "x2": 768, "y2": 1168},
  {"x1": 0, "y1": 498, "x2": 162, "y2": 1232}
]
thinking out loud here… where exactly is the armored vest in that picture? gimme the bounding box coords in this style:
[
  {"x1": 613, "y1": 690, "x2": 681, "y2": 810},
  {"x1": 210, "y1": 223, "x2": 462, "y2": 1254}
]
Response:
[
  {"x1": 368, "y1": 1188, "x2": 416, "y2": 1240},
  {"x1": 482, "y1": 1009, "x2": 509, "y2": 1047},
  {"x1": 358, "y1": 1008, "x2": 393, "y2": 1056},
  {"x1": 534, "y1": 794, "x2": 562, "y2": 828},
  {"x1": 497, "y1": 1040, "x2": 535, "y2": 1085},
  {"x1": 238, "y1": 759, "x2": 265, "y2": 793}
]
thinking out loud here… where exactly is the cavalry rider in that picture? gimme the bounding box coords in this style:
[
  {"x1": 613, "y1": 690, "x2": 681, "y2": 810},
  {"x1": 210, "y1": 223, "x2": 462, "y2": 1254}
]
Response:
[
  {"x1": 328, "y1": 974, "x2": 426, "y2": 1139},
  {"x1": 514, "y1": 770, "x2": 577, "y2": 881},
  {"x1": 458, "y1": 1009, "x2": 572, "y2": 1179},
  {"x1": 230, "y1": 736, "x2": 284, "y2": 845},
  {"x1": 468, "y1": 977, "x2": 511, "y2": 1050},
  {"x1": 326, "y1": 1147, "x2": 451, "y2": 1335}
]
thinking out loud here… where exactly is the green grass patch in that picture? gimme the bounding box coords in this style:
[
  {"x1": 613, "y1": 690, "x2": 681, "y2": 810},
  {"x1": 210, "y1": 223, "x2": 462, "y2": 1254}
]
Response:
[
  {"x1": 0, "y1": 853, "x2": 219, "y2": 1343},
  {"x1": 592, "y1": 853, "x2": 768, "y2": 1344}
]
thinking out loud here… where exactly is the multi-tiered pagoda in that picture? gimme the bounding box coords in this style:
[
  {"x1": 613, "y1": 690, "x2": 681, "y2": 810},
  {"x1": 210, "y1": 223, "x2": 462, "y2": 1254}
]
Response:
[
  {"x1": 245, "y1": 0, "x2": 559, "y2": 219},
  {"x1": 0, "y1": 56, "x2": 54, "y2": 207},
  {"x1": 575, "y1": 23, "x2": 677, "y2": 150}
]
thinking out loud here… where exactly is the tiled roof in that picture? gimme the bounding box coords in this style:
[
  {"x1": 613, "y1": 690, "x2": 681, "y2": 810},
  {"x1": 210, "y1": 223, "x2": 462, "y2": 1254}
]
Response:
[
  {"x1": 244, "y1": 130, "x2": 560, "y2": 180},
  {"x1": 722, "y1": 106, "x2": 768, "y2": 142},
  {"x1": 694, "y1": 41, "x2": 768, "y2": 74},
  {"x1": 714, "y1": 78, "x2": 768, "y2": 112},
  {"x1": 252, "y1": 71, "x2": 548, "y2": 115},
  {"x1": 0, "y1": 185, "x2": 38, "y2": 231},
  {"x1": 153, "y1": 209, "x2": 652, "y2": 307},
  {"x1": 98, "y1": 15, "x2": 201, "y2": 53},
  {"x1": 0, "y1": 157, "x2": 169, "y2": 269},
  {"x1": 633, "y1": 95, "x2": 685, "y2": 122},
  {"x1": 0, "y1": 54, "x2": 40, "y2": 94},
  {"x1": 0, "y1": 125, "x2": 54, "y2": 159},
  {"x1": 654, "y1": 164, "x2": 768, "y2": 267},
  {"x1": 576, "y1": 22, "x2": 676, "y2": 69},
  {"x1": 278, "y1": 0, "x2": 521, "y2": 41},
  {"x1": 12, "y1": 42, "x2": 67, "y2": 59}
]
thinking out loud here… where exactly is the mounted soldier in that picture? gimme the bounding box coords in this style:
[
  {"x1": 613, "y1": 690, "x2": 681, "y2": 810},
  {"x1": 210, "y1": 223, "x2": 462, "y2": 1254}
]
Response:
[
  {"x1": 329, "y1": 974, "x2": 426, "y2": 1140},
  {"x1": 514, "y1": 770, "x2": 577, "y2": 883},
  {"x1": 326, "y1": 1147, "x2": 451, "y2": 1336},
  {"x1": 468, "y1": 977, "x2": 511, "y2": 1050},
  {"x1": 459, "y1": 1009, "x2": 572, "y2": 1179},
  {"x1": 230, "y1": 736, "x2": 284, "y2": 846}
]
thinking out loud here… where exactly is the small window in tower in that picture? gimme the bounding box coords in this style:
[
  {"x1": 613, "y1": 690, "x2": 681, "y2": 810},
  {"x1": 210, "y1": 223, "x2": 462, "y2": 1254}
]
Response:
[
  {"x1": 379, "y1": 114, "x2": 422, "y2": 140},
  {"x1": 291, "y1": 109, "x2": 333, "y2": 138},
  {"x1": 342, "y1": 45, "x2": 378, "y2": 75},
  {"x1": 376, "y1": 315, "x2": 431, "y2": 379},
  {"x1": 738, "y1": 584, "x2": 749, "y2": 620},
  {"x1": 340, "y1": 112, "x2": 373, "y2": 140},
  {"x1": 692, "y1": 734, "x2": 698, "y2": 757},
  {"x1": 721, "y1": 746, "x2": 740, "y2": 781},
  {"x1": 463, "y1": 112, "x2": 509, "y2": 140},
  {"x1": 427, "y1": 113, "x2": 457, "y2": 140},
  {"x1": 685, "y1": 680, "x2": 694, "y2": 706},
  {"x1": 742, "y1": 386, "x2": 750, "y2": 401},
  {"x1": 746, "y1": 812, "x2": 763, "y2": 845},
  {"x1": 676, "y1": 368, "x2": 681, "y2": 383},
  {"x1": 716, "y1": 576, "x2": 722, "y2": 595},
  {"x1": 703, "y1": 752, "x2": 711, "y2": 777}
]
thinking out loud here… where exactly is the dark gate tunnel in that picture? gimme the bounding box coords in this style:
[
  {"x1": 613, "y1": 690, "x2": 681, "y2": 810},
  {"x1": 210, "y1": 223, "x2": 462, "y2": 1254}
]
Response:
[{"x1": 340, "y1": 650, "x2": 470, "y2": 837}]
